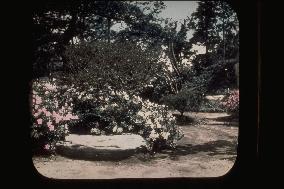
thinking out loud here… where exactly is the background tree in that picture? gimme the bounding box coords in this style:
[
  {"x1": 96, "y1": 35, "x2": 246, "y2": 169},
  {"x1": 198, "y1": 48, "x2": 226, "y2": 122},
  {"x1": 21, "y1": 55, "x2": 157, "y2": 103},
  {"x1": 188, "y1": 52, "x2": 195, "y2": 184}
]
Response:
[
  {"x1": 188, "y1": 1, "x2": 239, "y2": 93},
  {"x1": 32, "y1": 1, "x2": 166, "y2": 78},
  {"x1": 62, "y1": 41, "x2": 165, "y2": 96}
]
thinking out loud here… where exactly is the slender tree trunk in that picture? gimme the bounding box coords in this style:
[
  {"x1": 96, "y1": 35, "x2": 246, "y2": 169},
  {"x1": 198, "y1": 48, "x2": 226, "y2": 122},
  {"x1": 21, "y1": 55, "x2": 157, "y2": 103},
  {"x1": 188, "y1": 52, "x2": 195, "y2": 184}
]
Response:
[
  {"x1": 107, "y1": 17, "x2": 111, "y2": 44},
  {"x1": 222, "y1": 1, "x2": 226, "y2": 64},
  {"x1": 169, "y1": 41, "x2": 180, "y2": 76},
  {"x1": 168, "y1": 41, "x2": 181, "y2": 93}
]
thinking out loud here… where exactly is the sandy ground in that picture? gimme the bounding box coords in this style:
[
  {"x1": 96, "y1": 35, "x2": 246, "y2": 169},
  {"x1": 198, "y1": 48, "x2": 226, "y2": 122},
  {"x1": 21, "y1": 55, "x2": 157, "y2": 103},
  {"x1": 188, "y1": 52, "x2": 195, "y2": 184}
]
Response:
[{"x1": 32, "y1": 112, "x2": 238, "y2": 179}]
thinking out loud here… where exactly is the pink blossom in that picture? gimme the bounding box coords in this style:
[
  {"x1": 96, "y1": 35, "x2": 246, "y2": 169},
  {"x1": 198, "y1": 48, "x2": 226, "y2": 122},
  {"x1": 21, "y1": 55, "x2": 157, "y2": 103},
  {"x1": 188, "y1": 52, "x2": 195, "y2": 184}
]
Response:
[
  {"x1": 44, "y1": 83, "x2": 56, "y2": 91},
  {"x1": 45, "y1": 111, "x2": 52, "y2": 117},
  {"x1": 63, "y1": 113, "x2": 73, "y2": 121},
  {"x1": 35, "y1": 96, "x2": 42, "y2": 105},
  {"x1": 48, "y1": 124, "x2": 54, "y2": 131},
  {"x1": 53, "y1": 112, "x2": 63, "y2": 123},
  {"x1": 72, "y1": 115, "x2": 79, "y2": 119},
  {"x1": 52, "y1": 111, "x2": 57, "y2": 117},
  {"x1": 47, "y1": 121, "x2": 54, "y2": 131},
  {"x1": 37, "y1": 118, "x2": 42, "y2": 125},
  {"x1": 44, "y1": 144, "x2": 50, "y2": 150},
  {"x1": 42, "y1": 107, "x2": 47, "y2": 113}
]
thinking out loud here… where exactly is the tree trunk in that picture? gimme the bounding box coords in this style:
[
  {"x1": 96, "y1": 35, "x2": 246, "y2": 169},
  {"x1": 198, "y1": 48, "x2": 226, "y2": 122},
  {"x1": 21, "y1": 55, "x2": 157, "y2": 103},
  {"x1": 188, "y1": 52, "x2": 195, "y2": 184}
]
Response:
[
  {"x1": 222, "y1": 1, "x2": 226, "y2": 64},
  {"x1": 169, "y1": 41, "x2": 181, "y2": 76},
  {"x1": 167, "y1": 40, "x2": 181, "y2": 94},
  {"x1": 107, "y1": 17, "x2": 111, "y2": 44}
]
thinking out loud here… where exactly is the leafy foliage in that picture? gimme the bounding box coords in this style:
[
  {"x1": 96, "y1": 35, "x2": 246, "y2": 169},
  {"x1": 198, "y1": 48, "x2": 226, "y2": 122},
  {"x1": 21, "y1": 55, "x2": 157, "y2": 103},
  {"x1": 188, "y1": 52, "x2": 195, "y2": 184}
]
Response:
[
  {"x1": 32, "y1": 1, "x2": 166, "y2": 78},
  {"x1": 63, "y1": 41, "x2": 165, "y2": 95},
  {"x1": 161, "y1": 87, "x2": 204, "y2": 116}
]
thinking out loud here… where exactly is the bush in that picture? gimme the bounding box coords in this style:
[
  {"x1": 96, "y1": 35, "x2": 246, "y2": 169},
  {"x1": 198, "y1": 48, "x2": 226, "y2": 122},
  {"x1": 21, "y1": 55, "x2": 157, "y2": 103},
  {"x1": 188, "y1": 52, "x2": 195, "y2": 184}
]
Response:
[
  {"x1": 199, "y1": 98, "x2": 226, "y2": 113},
  {"x1": 31, "y1": 78, "x2": 79, "y2": 154},
  {"x1": 221, "y1": 89, "x2": 239, "y2": 116},
  {"x1": 32, "y1": 77, "x2": 184, "y2": 152},
  {"x1": 161, "y1": 87, "x2": 203, "y2": 116},
  {"x1": 69, "y1": 87, "x2": 184, "y2": 151}
]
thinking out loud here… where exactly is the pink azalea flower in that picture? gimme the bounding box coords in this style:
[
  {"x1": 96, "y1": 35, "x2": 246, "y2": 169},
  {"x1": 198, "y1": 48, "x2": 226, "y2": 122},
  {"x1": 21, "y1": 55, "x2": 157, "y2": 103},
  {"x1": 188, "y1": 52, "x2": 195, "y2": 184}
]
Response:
[
  {"x1": 37, "y1": 118, "x2": 42, "y2": 125},
  {"x1": 63, "y1": 113, "x2": 73, "y2": 121},
  {"x1": 44, "y1": 144, "x2": 50, "y2": 150},
  {"x1": 47, "y1": 121, "x2": 53, "y2": 128},
  {"x1": 35, "y1": 96, "x2": 42, "y2": 105},
  {"x1": 42, "y1": 107, "x2": 47, "y2": 113},
  {"x1": 48, "y1": 124, "x2": 54, "y2": 131},
  {"x1": 45, "y1": 111, "x2": 52, "y2": 117},
  {"x1": 72, "y1": 115, "x2": 79, "y2": 119},
  {"x1": 56, "y1": 115, "x2": 63, "y2": 123},
  {"x1": 52, "y1": 111, "x2": 57, "y2": 117}
]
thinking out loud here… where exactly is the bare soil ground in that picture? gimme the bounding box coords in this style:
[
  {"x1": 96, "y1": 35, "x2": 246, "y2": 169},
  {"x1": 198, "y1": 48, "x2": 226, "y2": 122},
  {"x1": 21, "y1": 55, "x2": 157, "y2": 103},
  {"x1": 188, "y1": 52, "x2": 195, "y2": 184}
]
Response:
[{"x1": 32, "y1": 112, "x2": 238, "y2": 179}]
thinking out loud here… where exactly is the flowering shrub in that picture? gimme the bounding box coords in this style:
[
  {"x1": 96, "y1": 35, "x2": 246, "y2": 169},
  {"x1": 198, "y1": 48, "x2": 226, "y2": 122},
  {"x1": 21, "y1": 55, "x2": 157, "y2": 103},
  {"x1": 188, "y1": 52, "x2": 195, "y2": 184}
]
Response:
[
  {"x1": 31, "y1": 78, "x2": 79, "y2": 153},
  {"x1": 31, "y1": 77, "x2": 183, "y2": 152},
  {"x1": 221, "y1": 89, "x2": 239, "y2": 116},
  {"x1": 70, "y1": 87, "x2": 183, "y2": 151}
]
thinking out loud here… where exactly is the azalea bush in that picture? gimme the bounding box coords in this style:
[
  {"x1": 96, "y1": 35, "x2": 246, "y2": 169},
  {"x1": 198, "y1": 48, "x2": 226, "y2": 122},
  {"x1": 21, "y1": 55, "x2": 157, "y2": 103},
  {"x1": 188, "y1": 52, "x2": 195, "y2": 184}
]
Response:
[
  {"x1": 30, "y1": 78, "x2": 79, "y2": 153},
  {"x1": 70, "y1": 87, "x2": 184, "y2": 151},
  {"x1": 30, "y1": 76, "x2": 184, "y2": 152},
  {"x1": 221, "y1": 89, "x2": 239, "y2": 116}
]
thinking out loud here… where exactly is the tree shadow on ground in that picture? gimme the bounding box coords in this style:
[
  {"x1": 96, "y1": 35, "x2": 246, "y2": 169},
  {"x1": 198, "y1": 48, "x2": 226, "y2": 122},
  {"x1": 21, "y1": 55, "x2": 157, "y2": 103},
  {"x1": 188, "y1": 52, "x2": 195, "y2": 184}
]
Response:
[
  {"x1": 204, "y1": 115, "x2": 239, "y2": 127},
  {"x1": 205, "y1": 122, "x2": 239, "y2": 127},
  {"x1": 173, "y1": 114, "x2": 196, "y2": 126},
  {"x1": 210, "y1": 115, "x2": 238, "y2": 122},
  {"x1": 156, "y1": 140, "x2": 238, "y2": 160}
]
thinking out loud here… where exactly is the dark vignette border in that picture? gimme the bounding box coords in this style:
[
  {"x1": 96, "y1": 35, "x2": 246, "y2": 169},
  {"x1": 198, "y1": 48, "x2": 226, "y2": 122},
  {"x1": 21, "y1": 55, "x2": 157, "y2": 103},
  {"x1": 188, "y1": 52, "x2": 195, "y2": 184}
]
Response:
[{"x1": 19, "y1": 0, "x2": 260, "y2": 188}]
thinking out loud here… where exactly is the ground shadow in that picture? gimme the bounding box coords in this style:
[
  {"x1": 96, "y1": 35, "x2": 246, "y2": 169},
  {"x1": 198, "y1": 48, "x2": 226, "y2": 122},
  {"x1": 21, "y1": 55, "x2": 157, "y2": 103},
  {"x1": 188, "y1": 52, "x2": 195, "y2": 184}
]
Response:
[
  {"x1": 155, "y1": 140, "x2": 238, "y2": 160},
  {"x1": 210, "y1": 115, "x2": 238, "y2": 122},
  {"x1": 173, "y1": 114, "x2": 196, "y2": 126},
  {"x1": 205, "y1": 122, "x2": 239, "y2": 127},
  {"x1": 55, "y1": 144, "x2": 145, "y2": 161}
]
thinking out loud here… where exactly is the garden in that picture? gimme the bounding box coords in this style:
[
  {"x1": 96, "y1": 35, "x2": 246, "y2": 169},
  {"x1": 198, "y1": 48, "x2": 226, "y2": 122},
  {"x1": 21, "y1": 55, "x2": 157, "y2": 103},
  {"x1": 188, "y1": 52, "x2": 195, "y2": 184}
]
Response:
[{"x1": 31, "y1": 1, "x2": 239, "y2": 178}]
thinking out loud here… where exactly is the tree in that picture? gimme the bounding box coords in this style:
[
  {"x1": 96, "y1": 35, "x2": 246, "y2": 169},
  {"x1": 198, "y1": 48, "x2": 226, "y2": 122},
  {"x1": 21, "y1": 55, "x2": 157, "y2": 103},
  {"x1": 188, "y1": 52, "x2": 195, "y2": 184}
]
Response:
[
  {"x1": 32, "y1": 1, "x2": 166, "y2": 78},
  {"x1": 187, "y1": 1, "x2": 239, "y2": 92},
  {"x1": 62, "y1": 41, "x2": 165, "y2": 96}
]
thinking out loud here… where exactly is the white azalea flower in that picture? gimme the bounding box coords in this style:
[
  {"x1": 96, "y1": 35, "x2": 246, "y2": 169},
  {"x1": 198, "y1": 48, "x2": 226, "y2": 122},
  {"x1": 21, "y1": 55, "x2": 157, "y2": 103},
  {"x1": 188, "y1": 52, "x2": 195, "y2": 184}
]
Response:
[
  {"x1": 149, "y1": 130, "x2": 159, "y2": 140},
  {"x1": 112, "y1": 126, "x2": 118, "y2": 133},
  {"x1": 117, "y1": 127, "x2": 123, "y2": 133},
  {"x1": 156, "y1": 123, "x2": 162, "y2": 129},
  {"x1": 161, "y1": 132, "x2": 170, "y2": 140}
]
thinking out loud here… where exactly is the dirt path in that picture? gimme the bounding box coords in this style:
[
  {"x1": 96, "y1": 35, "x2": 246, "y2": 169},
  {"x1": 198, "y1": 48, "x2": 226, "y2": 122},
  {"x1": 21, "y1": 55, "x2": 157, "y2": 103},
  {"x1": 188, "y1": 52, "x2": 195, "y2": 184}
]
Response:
[{"x1": 33, "y1": 112, "x2": 238, "y2": 179}]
